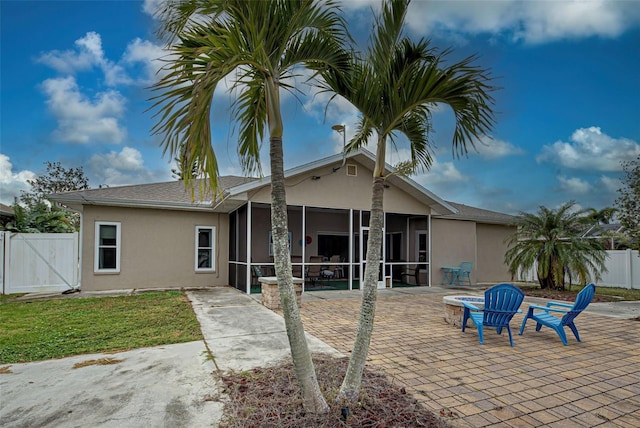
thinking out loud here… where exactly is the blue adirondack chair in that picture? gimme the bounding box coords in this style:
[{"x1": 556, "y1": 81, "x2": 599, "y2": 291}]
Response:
[
  {"x1": 462, "y1": 283, "x2": 525, "y2": 347},
  {"x1": 456, "y1": 262, "x2": 473, "y2": 286},
  {"x1": 519, "y1": 283, "x2": 595, "y2": 345}
]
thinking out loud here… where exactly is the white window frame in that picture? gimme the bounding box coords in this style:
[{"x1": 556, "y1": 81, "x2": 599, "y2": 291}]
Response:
[
  {"x1": 195, "y1": 226, "x2": 216, "y2": 272},
  {"x1": 94, "y1": 221, "x2": 121, "y2": 273}
]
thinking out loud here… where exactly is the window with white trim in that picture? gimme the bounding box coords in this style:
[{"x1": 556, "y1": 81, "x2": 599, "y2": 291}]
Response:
[
  {"x1": 95, "y1": 222, "x2": 121, "y2": 273},
  {"x1": 195, "y1": 226, "x2": 216, "y2": 271}
]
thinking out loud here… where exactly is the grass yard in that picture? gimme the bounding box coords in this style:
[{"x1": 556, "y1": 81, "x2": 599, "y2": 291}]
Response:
[
  {"x1": 0, "y1": 291, "x2": 203, "y2": 364},
  {"x1": 518, "y1": 283, "x2": 640, "y2": 302}
]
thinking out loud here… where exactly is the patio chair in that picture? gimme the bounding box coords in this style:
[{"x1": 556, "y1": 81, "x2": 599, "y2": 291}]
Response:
[
  {"x1": 291, "y1": 255, "x2": 302, "y2": 278},
  {"x1": 330, "y1": 255, "x2": 343, "y2": 279},
  {"x1": 519, "y1": 283, "x2": 595, "y2": 345},
  {"x1": 251, "y1": 265, "x2": 263, "y2": 287},
  {"x1": 456, "y1": 262, "x2": 473, "y2": 286},
  {"x1": 462, "y1": 283, "x2": 525, "y2": 347},
  {"x1": 306, "y1": 256, "x2": 323, "y2": 286}
]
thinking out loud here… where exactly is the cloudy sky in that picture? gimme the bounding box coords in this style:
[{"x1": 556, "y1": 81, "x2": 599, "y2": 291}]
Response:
[{"x1": 1, "y1": 0, "x2": 639, "y2": 215}]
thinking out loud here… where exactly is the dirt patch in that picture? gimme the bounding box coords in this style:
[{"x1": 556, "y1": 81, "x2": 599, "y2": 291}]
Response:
[
  {"x1": 219, "y1": 354, "x2": 450, "y2": 428},
  {"x1": 72, "y1": 357, "x2": 124, "y2": 369},
  {"x1": 0, "y1": 365, "x2": 12, "y2": 374}
]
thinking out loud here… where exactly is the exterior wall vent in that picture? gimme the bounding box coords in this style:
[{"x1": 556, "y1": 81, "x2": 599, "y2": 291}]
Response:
[{"x1": 346, "y1": 164, "x2": 357, "y2": 176}]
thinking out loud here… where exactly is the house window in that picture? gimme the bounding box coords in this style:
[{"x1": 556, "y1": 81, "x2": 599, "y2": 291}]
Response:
[
  {"x1": 196, "y1": 226, "x2": 216, "y2": 271},
  {"x1": 95, "y1": 222, "x2": 121, "y2": 273}
]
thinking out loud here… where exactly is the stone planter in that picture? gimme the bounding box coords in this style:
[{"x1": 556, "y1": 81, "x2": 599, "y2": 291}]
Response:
[{"x1": 259, "y1": 276, "x2": 303, "y2": 310}]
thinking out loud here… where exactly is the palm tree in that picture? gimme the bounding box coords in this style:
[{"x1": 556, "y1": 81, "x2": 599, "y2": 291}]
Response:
[
  {"x1": 319, "y1": 0, "x2": 497, "y2": 402},
  {"x1": 5, "y1": 202, "x2": 75, "y2": 233},
  {"x1": 171, "y1": 143, "x2": 199, "y2": 180},
  {"x1": 150, "y1": 0, "x2": 349, "y2": 414},
  {"x1": 505, "y1": 202, "x2": 608, "y2": 290},
  {"x1": 583, "y1": 206, "x2": 617, "y2": 226}
]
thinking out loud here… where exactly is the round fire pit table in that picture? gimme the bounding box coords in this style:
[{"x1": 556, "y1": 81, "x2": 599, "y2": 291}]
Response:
[{"x1": 443, "y1": 295, "x2": 484, "y2": 328}]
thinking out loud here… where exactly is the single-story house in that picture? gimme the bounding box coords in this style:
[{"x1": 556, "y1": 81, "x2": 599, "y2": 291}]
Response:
[
  {"x1": 50, "y1": 149, "x2": 516, "y2": 293},
  {"x1": 0, "y1": 203, "x2": 15, "y2": 229}
]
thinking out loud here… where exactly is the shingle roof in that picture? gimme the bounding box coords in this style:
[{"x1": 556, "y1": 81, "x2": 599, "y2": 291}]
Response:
[
  {"x1": 437, "y1": 201, "x2": 515, "y2": 225},
  {"x1": 50, "y1": 176, "x2": 256, "y2": 210},
  {"x1": 0, "y1": 203, "x2": 15, "y2": 216}
]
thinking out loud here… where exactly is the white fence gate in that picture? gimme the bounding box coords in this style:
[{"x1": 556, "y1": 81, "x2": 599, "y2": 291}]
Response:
[
  {"x1": 518, "y1": 250, "x2": 640, "y2": 289},
  {"x1": 1, "y1": 232, "x2": 79, "y2": 294}
]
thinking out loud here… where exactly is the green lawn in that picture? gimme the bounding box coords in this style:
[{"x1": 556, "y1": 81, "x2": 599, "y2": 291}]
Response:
[
  {"x1": 517, "y1": 283, "x2": 640, "y2": 302},
  {"x1": 0, "y1": 291, "x2": 203, "y2": 364}
]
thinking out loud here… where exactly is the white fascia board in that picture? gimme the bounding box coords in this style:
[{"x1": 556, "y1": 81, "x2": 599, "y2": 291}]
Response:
[
  {"x1": 223, "y1": 147, "x2": 455, "y2": 215},
  {"x1": 50, "y1": 195, "x2": 215, "y2": 212},
  {"x1": 226, "y1": 151, "x2": 348, "y2": 196}
]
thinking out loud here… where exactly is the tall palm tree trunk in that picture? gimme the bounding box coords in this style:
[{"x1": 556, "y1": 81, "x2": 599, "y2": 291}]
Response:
[
  {"x1": 269, "y1": 134, "x2": 329, "y2": 414},
  {"x1": 338, "y1": 176, "x2": 385, "y2": 402}
]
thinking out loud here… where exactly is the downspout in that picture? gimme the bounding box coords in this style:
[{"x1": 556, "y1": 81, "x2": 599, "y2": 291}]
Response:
[{"x1": 76, "y1": 211, "x2": 83, "y2": 292}]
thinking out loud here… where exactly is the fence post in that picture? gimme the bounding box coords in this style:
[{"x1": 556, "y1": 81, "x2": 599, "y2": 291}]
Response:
[
  {"x1": 625, "y1": 249, "x2": 632, "y2": 290},
  {"x1": 1, "y1": 232, "x2": 5, "y2": 294}
]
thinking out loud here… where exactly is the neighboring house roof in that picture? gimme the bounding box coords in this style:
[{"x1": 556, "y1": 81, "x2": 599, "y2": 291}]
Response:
[
  {"x1": 50, "y1": 149, "x2": 461, "y2": 215},
  {"x1": 582, "y1": 223, "x2": 623, "y2": 238},
  {"x1": 435, "y1": 202, "x2": 515, "y2": 225},
  {"x1": 0, "y1": 203, "x2": 15, "y2": 217}
]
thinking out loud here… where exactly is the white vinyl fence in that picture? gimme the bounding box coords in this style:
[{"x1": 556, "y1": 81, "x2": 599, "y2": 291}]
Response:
[
  {"x1": 518, "y1": 250, "x2": 640, "y2": 289},
  {"x1": 1, "y1": 232, "x2": 79, "y2": 294}
]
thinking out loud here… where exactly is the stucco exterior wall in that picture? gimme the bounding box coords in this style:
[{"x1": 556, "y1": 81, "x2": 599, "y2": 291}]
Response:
[
  {"x1": 248, "y1": 160, "x2": 427, "y2": 215},
  {"x1": 431, "y1": 218, "x2": 515, "y2": 285},
  {"x1": 81, "y1": 206, "x2": 228, "y2": 291},
  {"x1": 476, "y1": 223, "x2": 515, "y2": 283},
  {"x1": 431, "y1": 218, "x2": 477, "y2": 284}
]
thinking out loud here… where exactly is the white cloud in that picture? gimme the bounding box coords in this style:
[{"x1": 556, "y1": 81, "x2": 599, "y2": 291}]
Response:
[
  {"x1": 122, "y1": 38, "x2": 169, "y2": 84},
  {"x1": 89, "y1": 147, "x2": 160, "y2": 186},
  {"x1": 417, "y1": 160, "x2": 467, "y2": 186},
  {"x1": 37, "y1": 32, "x2": 102, "y2": 74},
  {"x1": 600, "y1": 175, "x2": 621, "y2": 193},
  {"x1": 472, "y1": 135, "x2": 525, "y2": 160},
  {"x1": 537, "y1": 127, "x2": 640, "y2": 172},
  {"x1": 38, "y1": 32, "x2": 132, "y2": 86},
  {"x1": 557, "y1": 175, "x2": 591, "y2": 194},
  {"x1": 142, "y1": 0, "x2": 165, "y2": 17},
  {"x1": 41, "y1": 76, "x2": 127, "y2": 144},
  {"x1": 0, "y1": 154, "x2": 37, "y2": 205},
  {"x1": 38, "y1": 31, "x2": 167, "y2": 87},
  {"x1": 401, "y1": 0, "x2": 640, "y2": 44}
]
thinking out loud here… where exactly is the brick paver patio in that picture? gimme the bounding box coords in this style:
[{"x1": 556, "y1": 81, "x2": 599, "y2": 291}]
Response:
[{"x1": 298, "y1": 288, "x2": 640, "y2": 427}]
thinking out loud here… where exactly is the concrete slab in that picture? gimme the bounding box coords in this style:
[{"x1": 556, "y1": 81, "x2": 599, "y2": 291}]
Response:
[
  {"x1": 187, "y1": 289, "x2": 343, "y2": 372},
  {"x1": 0, "y1": 341, "x2": 223, "y2": 428}
]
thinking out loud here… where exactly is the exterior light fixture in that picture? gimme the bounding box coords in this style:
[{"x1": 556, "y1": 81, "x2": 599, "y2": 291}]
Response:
[{"x1": 332, "y1": 124, "x2": 346, "y2": 172}]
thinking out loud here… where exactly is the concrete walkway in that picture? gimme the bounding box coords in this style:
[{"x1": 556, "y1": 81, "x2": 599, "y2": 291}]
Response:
[{"x1": 0, "y1": 287, "x2": 340, "y2": 428}]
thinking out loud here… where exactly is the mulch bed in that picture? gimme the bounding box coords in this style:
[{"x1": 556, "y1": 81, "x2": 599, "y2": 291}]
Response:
[{"x1": 218, "y1": 354, "x2": 450, "y2": 428}]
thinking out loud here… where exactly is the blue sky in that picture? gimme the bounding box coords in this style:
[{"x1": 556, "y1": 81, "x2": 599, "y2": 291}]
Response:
[{"x1": 1, "y1": 0, "x2": 639, "y2": 215}]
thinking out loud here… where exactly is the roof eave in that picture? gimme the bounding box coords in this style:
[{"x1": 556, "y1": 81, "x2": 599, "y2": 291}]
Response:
[{"x1": 49, "y1": 195, "x2": 216, "y2": 212}]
